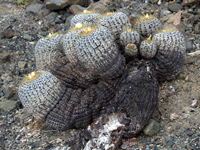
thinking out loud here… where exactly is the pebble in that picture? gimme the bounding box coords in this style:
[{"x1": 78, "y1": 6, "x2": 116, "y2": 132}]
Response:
[
  {"x1": 170, "y1": 113, "x2": 178, "y2": 121},
  {"x1": 4, "y1": 86, "x2": 15, "y2": 99},
  {"x1": 143, "y1": 119, "x2": 160, "y2": 136},
  {"x1": 45, "y1": 0, "x2": 89, "y2": 11},
  {"x1": 186, "y1": 38, "x2": 194, "y2": 52},
  {"x1": 46, "y1": 12, "x2": 57, "y2": 22},
  {"x1": 2, "y1": 24, "x2": 11, "y2": 30},
  {"x1": 69, "y1": 4, "x2": 86, "y2": 15},
  {"x1": 23, "y1": 34, "x2": 32, "y2": 41},
  {"x1": 0, "y1": 100, "x2": 21, "y2": 112},
  {"x1": 87, "y1": 1, "x2": 108, "y2": 13},
  {"x1": 1, "y1": 54, "x2": 10, "y2": 63},
  {"x1": 168, "y1": 3, "x2": 183, "y2": 12},
  {"x1": 18, "y1": 61, "x2": 28, "y2": 69},
  {"x1": 55, "y1": 17, "x2": 63, "y2": 24},
  {"x1": 191, "y1": 99, "x2": 198, "y2": 108},
  {"x1": 1, "y1": 29, "x2": 14, "y2": 38},
  {"x1": 25, "y1": 4, "x2": 44, "y2": 16},
  {"x1": 187, "y1": 131, "x2": 194, "y2": 137},
  {"x1": 194, "y1": 22, "x2": 200, "y2": 34}
]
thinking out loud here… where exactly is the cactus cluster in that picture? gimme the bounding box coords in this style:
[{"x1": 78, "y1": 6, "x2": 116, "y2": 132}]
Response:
[{"x1": 18, "y1": 10, "x2": 186, "y2": 140}]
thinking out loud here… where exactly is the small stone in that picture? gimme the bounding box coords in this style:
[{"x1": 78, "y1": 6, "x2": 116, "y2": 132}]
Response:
[
  {"x1": 186, "y1": 38, "x2": 194, "y2": 52},
  {"x1": 46, "y1": 12, "x2": 57, "y2": 22},
  {"x1": 46, "y1": 0, "x2": 89, "y2": 11},
  {"x1": 143, "y1": 119, "x2": 160, "y2": 136},
  {"x1": 1, "y1": 29, "x2": 14, "y2": 38},
  {"x1": 18, "y1": 61, "x2": 28, "y2": 69},
  {"x1": 166, "y1": 136, "x2": 171, "y2": 142},
  {"x1": 170, "y1": 113, "x2": 178, "y2": 121},
  {"x1": 5, "y1": 86, "x2": 15, "y2": 99},
  {"x1": 187, "y1": 24, "x2": 193, "y2": 28},
  {"x1": 2, "y1": 25, "x2": 11, "y2": 30},
  {"x1": 69, "y1": 4, "x2": 86, "y2": 15},
  {"x1": 87, "y1": 1, "x2": 108, "y2": 13},
  {"x1": 55, "y1": 17, "x2": 63, "y2": 24},
  {"x1": 191, "y1": 99, "x2": 198, "y2": 108},
  {"x1": 24, "y1": 34, "x2": 32, "y2": 41},
  {"x1": 194, "y1": 22, "x2": 200, "y2": 34},
  {"x1": 187, "y1": 131, "x2": 194, "y2": 137},
  {"x1": 41, "y1": 31, "x2": 50, "y2": 37},
  {"x1": 0, "y1": 100, "x2": 21, "y2": 112},
  {"x1": 168, "y1": 4, "x2": 183, "y2": 12},
  {"x1": 26, "y1": 4, "x2": 45, "y2": 16},
  {"x1": 184, "y1": 55, "x2": 195, "y2": 64},
  {"x1": 1, "y1": 54, "x2": 10, "y2": 63}
]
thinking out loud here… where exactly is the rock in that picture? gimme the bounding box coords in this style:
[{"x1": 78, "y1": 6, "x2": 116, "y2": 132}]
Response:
[
  {"x1": 170, "y1": 113, "x2": 178, "y2": 121},
  {"x1": 186, "y1": 38, "x2": 194, "y2": 52},
  {"x1": 184, "y1": 55, "x2": 195, "y2": 64},
  {"x1": 188, "y1": 15, "x2": 199, "y2": 24},
  {"x1": 187, "y1": 131, "x2": 194, "y2": 137},
  {"x1": 65, "y1": 15, "x2": 74, "y2": 27},
  {"x1": 1, "y1": 54, "x2": 10, "y2": 63},
  {"x1": 55, "y1": 17, "x2": 63, "y2": 24},
  {"x1": 143, "y1": 119, "x2": 160, "y2": 136},
  {"x1": 1, "y1": 29, "x2": 14, "y2": 38},
  {"x1": 18, "y1": 61, "x2": 28, "y2": 69},
  {"x1": 191, "y1": 99, "x2": 198, "y2": 108},
  {"x1": 39, "y1": 8, "x2": 51, "y2": 17},
  {"x1": 24, "y1": 34, "x2": 32, "y2": 41},
  {"x1": 194, "y1": 22, "x2": 200, "y2": 34},
  {"x1": 0, "y1": 100, "x2": 21, "y2": 112},
  {"x1": 2, "y1": 24, "x2": 11, "y2": 30},
  {"x1": 46, "y1": 0, "x2": 89, "y2": 11},
  {"x1": 87, "y1": 1, "x2": 108, "y2": 13},
  {"x1": 168, "y1": 3, "x2": 183, "y2": 12},
  {"x1": 26, "y1": 4, "x2": 45, "y2": 16},
  {"x1": 63, "y1": 12, "x2": 71, "y2": 20},
  {"x1": 41, "y1": 31, "x2": 50, "y2": 36},
  {"x1": 5, "y1": 86, "x2": 15, "y2": 99},
  {"x1": 181, "y1": 0, "x2": 198, "y2": 6},
  {"x1": 46, "y1": 12, "x2": 57, "y2": 22},
  {"x1": 69, "y1": 5, "x2": 86, "y2": 15}
]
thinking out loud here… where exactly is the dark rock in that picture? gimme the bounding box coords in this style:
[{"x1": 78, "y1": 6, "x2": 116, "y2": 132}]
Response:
[
  {"x1": 5, "y1": 86, "x2": 15, "y2": 99},
  {"x1": 187, "y1": 131, "x2": 194, "y2": 137},
  {"x1": 10, "y1": 19, "x2": 17, "y2": 22},
  {"x1": 40, "y1": 26, "x2": 48, "y2": 31},
  {"x1": 69, "y1": 4, "x2": 86, "y2": 15},
  {"x1": 2, "y1": 24, "x2": 11, "y2": 30},
  {"x1": 1, "y1": 29, "x2": 14, "y2": 38},
  {"x1": 26, "y1": 4, "x2": 44, "y2": 15},
  {"x1": 1, "y1": 54, "x2": 10, "y2": 63},
  {"x1": 46, "y1": 0, "x2": 89, "y2": 11},
  {"x1": 55, "y1": 17, "x2": 63, "y2": 24},
  {"x1": 63, "y1": 12, "x2": 71, "y2": 20},
  {"x1": 65, "y1": 15, "x2": 74, "y2": 27},
  {"x1": 143, "y1": 119, "x2": 160, "y2": 136},
  {"x1": 168, "y1": 3, "x2": 183, "y2": 12},
  {"x1": 188, "y1": 15, "x2": 199, "y2": 24}
]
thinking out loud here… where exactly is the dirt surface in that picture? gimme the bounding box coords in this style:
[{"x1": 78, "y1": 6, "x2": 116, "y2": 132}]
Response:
[{"x1": 0, "y1": 2, "x2": 199, "y2": 150}]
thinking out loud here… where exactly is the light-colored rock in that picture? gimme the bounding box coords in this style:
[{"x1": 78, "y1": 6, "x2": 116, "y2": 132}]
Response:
[
  {"x1": 143, "y1": 119, "x2": 160, "y2": 136},
  {"x1": 0, "y1": 100, "x2": 20, "y2": 112},
  {"x1": 26, "y1": 4, "x2": 44, "y2": 15},
  {"x1": 69, "y1": 5, "x2": 86, "y2": 15},
  {"x1": 87, "y1": 1, "x2": 108, "y2": 13}
]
